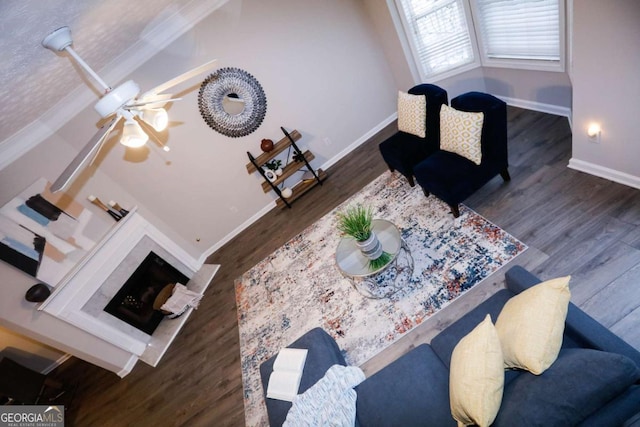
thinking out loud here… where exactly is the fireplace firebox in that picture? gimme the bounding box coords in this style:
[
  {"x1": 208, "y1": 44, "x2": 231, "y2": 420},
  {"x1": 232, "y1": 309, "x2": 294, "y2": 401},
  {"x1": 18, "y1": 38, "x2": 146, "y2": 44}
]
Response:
[{"x1": 104, "y1": 251, "x2": 189, "y2": 335}]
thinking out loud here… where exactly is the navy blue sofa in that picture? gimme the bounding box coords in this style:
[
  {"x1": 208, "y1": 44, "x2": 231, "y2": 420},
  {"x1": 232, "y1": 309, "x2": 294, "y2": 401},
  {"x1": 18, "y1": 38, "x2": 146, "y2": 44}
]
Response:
[{"x1": 261, "y1": 266, "x2": 640, "y2": 426}]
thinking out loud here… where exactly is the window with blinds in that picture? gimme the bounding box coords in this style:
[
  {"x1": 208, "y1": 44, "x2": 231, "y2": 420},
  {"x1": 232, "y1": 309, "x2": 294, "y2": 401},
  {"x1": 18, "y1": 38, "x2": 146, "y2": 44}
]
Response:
[
  {"x1": 395, "y1": 0, "x2": 478, "y2": 79},
  {"x1": 392, "y1": 0, "x2": 564, "y2": 79},
  {"x1": 472, "y1": 0, "x2": 562, "y2": 64}
]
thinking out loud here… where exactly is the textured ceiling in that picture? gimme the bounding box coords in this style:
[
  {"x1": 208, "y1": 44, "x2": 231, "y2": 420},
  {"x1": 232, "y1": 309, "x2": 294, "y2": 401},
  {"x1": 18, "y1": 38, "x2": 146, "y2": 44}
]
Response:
[{"x1": 0, "y1": 0, "x2": 223, "y2": 161}]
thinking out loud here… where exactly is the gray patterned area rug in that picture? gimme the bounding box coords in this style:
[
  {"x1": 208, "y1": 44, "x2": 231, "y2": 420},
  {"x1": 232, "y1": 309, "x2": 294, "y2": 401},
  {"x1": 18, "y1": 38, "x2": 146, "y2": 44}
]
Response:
[{"x1": 235, "y1": 171, "x2": 526, "y2": 426}]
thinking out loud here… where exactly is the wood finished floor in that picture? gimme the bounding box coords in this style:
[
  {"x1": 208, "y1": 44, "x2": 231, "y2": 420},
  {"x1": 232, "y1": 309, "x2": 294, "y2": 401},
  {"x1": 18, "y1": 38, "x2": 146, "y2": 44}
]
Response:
[{"x1": 52, "y1": 107, "x2": 640, "y2": 426}]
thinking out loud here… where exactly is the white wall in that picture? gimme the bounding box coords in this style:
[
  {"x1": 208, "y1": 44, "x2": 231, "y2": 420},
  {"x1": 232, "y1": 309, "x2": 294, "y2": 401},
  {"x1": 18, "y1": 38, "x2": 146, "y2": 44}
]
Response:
[
  {"x1": 2, "y1": 0, "x2": 398, "y2": 260},
  {"x1": 362, "y1": 0, "x2": 415, "y2": 90},
  {"x1": 569, "y1": 0, "x2": 640, "y2": 188},
  {"x1": 0, "y1": 0, "x2": 398, "y2": 369},
  {"x1": 482, "y1": 67, "x2": 572, "y2": 116},
  {"x1": 83, "y1": 0, "x2": 398, "y2": 259}
]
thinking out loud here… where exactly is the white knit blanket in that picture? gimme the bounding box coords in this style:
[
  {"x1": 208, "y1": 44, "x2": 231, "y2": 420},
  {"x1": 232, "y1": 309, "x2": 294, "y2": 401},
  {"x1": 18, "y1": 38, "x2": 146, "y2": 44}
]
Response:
[
  {"x1": 160, "y1": 283, "x2": 202, "y2": 316},
  {"x1": 283, "y1": 365, "x2": 365, "y2": 427}
]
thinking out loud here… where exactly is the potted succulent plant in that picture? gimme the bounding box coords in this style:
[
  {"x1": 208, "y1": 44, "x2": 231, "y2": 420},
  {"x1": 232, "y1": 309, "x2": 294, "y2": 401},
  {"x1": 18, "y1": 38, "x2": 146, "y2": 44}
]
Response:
[
  {"x1": 336, "y1": 204, "x2": 391, "y2": 270},
  {"x1": 265, "y1": 159, "x2": 283, "y2": 176}
]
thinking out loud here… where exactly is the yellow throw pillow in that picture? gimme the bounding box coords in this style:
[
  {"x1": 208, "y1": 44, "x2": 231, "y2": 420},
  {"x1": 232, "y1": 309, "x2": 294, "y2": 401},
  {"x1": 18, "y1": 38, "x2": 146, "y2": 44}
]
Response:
[
  {"x1": 450, "y1": 314, "x2": 504, "y2": 427},
  {"x1": 495, "y1": 276, "x2": 571, "y2": 375},
  {"x1": 440, "y1": 104, "x2": 484, "y2": 165},
  {"x1": 397, "y1": 91, "x2": 426, "y2": 138}
]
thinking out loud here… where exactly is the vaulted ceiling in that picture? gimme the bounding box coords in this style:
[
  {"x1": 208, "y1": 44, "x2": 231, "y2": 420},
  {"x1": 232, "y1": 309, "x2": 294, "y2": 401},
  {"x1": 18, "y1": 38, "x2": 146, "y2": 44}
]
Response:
[{"x1": 0, "y1": 0, "x2": 228, "y2": 167}]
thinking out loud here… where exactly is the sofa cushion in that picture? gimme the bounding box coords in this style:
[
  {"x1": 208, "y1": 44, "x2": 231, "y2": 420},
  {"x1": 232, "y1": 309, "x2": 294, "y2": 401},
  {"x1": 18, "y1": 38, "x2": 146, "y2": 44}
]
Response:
[
  {"x1": 495, "y1": 275, "x2": 571, "y2": 375},
  {"x1": 397, "y1": 91, "x2": 426, "y2": 138},
  {"x1": 449, "y1": 315, "x2": 503, "y2": 427},
  {"x1": 439, "y1": 104, "x2": 484, "y2": 165},
  {"x1": 355, "y1": 344, "x2": 455, "y2": 427},
  {"x1": 493, "y1": 348, "x2": 640, "y2": 427}
]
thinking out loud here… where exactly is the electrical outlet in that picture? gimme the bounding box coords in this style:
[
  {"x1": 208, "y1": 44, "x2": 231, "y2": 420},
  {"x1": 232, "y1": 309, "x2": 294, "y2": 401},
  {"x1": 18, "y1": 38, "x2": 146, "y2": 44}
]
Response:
[
  {"x1": 323, "y1": 137, "x2": 332, "y2": 146},
  {"x1": 229, "y1": 206, "x2": 239, "y2": 213}
]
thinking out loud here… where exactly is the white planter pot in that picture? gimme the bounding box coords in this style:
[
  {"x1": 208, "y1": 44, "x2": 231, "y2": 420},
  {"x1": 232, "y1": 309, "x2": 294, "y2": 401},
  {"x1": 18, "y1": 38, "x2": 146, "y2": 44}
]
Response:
[
  {"x1": 355, "y1": 232, "x2": 383, "y2": 260},
  {"x1": 264, "y1": 169, "x2": 277, "y2": 182}
]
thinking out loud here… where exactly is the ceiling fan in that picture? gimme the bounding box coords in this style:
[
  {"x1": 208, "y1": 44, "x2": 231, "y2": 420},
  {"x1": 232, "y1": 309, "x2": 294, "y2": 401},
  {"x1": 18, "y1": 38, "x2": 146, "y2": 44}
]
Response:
[{"x1": 42, "y1": 26, "x2": 217, "y2": 192}]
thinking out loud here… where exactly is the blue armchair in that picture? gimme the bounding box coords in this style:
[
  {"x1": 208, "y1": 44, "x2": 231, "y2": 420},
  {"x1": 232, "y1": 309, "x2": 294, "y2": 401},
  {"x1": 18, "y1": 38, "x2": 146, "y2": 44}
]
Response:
[
  {"x1": 414, "y1": 91, "x2": 510, "y2": 217},
  {"x1": 379, "y1": 84, "x2": 448, "y2": 187}
]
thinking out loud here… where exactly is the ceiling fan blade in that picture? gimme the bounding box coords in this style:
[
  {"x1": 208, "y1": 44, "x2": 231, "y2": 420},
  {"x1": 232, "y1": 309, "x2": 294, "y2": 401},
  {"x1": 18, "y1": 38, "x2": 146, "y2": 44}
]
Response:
[
  {"x1": 141, "y1": 59, "x2": 218, "y2": 98},
  {"x1": 50, "y1": 118, "x2": 119, "y2": 193}
]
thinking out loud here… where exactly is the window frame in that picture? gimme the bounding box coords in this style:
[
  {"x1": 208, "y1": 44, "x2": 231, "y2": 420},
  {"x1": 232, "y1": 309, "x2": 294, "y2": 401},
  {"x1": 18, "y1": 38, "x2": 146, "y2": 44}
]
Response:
[
  {"x1": 469, "y1": 0, "x2": 566, "y2": 72},
  {"x1": 391, "y1": 0, "x2": 482, "y2": 82}
]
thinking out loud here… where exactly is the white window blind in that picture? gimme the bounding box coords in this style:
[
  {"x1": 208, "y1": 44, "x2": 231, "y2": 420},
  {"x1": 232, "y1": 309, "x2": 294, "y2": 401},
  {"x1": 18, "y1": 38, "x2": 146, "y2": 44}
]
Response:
[
  {"x1": 474, "y1": 0, "x2": 560, "y2": 61},
  {"x1": 396, "y1": 0, "x2": 476, "y2": 78}
]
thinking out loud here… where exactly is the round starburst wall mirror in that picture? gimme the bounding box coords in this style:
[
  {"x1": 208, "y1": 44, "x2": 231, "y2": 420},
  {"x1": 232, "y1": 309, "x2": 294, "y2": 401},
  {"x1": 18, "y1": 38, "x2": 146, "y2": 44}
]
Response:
[{"x1": 198, "y1": 67, "x2": 267, "y2": 138}]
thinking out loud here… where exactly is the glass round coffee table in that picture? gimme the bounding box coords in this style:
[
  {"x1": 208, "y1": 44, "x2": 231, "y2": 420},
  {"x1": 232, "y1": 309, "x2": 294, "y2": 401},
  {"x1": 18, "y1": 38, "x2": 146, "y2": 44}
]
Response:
[{"x1": 335, "y1": 219, "x2": 414, "y2": 299}]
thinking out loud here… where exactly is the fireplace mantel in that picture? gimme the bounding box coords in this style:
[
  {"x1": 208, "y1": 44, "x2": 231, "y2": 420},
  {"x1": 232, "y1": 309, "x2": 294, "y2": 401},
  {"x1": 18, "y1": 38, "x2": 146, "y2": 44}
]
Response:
[{"x1": 37, "y1": 209, "x2": 218, "y2": 376}]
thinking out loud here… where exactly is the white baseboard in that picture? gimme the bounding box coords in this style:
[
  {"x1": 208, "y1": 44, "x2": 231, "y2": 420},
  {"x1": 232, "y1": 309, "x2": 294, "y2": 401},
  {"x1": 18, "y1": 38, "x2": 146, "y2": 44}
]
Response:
[
  {"x1": 321, "y1": 113, "x2": 398, "y2": 171},
  {"x1": 568, "y1": 158, "x2": 640, "y2": 190},
  {"x1": 495, "y1": 95, "x2": 572, "y2": 119},
  {"x1": 198, "y1": 201, "x2": 276, "y2": 264},
  {"x1": 200, "y1": 113, "x2": 398, "y2": 262}
]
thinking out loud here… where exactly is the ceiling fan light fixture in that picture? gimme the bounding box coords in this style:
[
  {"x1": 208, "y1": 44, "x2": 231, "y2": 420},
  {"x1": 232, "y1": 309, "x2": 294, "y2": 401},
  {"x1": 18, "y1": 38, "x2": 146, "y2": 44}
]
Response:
[
  {"x1": 121, "y1": 118, "x2": 149, "y2": 148},
  {"x1": 141, "y1": 108, "x2": 169, "y2": 132}
]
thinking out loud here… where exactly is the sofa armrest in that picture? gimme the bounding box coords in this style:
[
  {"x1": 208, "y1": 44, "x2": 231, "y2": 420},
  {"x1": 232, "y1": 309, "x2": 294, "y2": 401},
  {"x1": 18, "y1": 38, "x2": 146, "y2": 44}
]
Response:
[
  {"x1": 504, "y1": 265, "x2": 540, "y2": 293},
  {"x1": 563, "y1": 304, "x2": 640, "y2": 368},
  {"x1": 260, "y1": 327, "x2": 346, "y2": 427},
  {"x1": 504, "y1": 266, "x2": 640, "y2": 368}
]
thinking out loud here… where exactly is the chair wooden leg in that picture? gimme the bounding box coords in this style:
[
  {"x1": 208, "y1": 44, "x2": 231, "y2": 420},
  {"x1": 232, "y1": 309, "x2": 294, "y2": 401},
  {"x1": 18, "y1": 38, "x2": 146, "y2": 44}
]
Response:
[
  {"x1": 449, "y1": 204, "x2": 460, "y2": 218},
  {"x1": 500, "y1": 168, "x2": 511, "y2": 182},
  {"x1": 406, "y1": 175, "x2": 415, "y2": 187},
  {"x1": 421, "y1": 187, "x2": 430, "y2": 197}
]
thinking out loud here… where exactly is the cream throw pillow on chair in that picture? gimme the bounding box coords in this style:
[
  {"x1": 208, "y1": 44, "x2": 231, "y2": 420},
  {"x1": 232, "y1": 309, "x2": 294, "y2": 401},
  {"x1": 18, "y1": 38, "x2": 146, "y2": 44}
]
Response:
[
  {"x1": 440, "y1": 104, "x2": 484, "y2": 165},
  {"x1": 495, "y1": 276, "x2": 571, "y2": 375},
  {"x1": 450, "y1": 314, "x2": 504, "y2": 427},
  {"x1": 397, "y1": 91, "x2": 426, "y2": 138}
]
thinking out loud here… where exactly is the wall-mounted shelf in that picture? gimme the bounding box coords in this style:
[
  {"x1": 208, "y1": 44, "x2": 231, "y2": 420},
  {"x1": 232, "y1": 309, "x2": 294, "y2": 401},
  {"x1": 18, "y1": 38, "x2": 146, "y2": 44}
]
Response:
[{"x1": 246, "y1": 127, "x2": 326, "y2": 208}]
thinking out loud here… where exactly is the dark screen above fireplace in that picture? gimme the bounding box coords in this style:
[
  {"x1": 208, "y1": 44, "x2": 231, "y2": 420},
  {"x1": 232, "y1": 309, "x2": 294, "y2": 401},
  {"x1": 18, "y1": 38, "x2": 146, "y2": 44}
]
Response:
[{"x1": 104, "y1": 251, "x2": 189, "y2": 335}]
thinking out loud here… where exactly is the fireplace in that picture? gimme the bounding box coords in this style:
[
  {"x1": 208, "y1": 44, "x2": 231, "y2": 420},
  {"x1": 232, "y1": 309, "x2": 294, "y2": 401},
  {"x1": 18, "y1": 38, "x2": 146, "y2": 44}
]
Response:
[
  {"x1": 103, "y1": 251, "x2": 189, "y2": 335},
  {"x1": 38, "y1": 210, "x2": 219, "y2": 377}
]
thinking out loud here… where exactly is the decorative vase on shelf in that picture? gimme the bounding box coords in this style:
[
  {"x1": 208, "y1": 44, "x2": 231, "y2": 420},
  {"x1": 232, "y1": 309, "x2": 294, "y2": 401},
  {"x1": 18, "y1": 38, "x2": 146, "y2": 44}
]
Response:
[
  {"x1": 261, "y1": 138, "x2": 274, "y2": 152},
  {"x1": 88, "y1": 195, "x2": 122, "y2": 221},
  {"x1": 281, "y1": 187, "x2": 293, "y2": 198},
  {"x1": 108, "y1": 200, "x2": 129, "y2": 217},
  {"x1": 264, "y1": 169, "x2": 277, "y2": 182}
]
